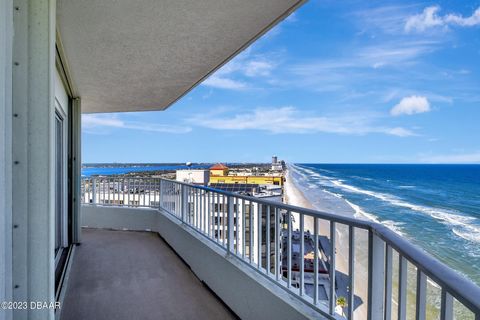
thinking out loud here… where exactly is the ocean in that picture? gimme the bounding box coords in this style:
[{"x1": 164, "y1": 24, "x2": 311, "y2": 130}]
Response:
[{"x1": 289, "y1": 163, "x2": 480, "y2": 286}]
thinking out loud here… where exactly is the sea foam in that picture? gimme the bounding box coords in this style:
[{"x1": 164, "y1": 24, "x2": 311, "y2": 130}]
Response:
[
  {"x1": 329, "y1": 175, "x2": 480, "y2": 244},
  {"x1": 294, "y1": 164, "x2": 480, "y2": 245}
]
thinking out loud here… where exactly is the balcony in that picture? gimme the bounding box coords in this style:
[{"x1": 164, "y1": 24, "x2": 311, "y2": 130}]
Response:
[
  {"x1": 60, "y1": 228, "x2": 235, "y2": 320},
  {"x1": 65, "y1": 177, "x2": 480, "y2": 320}
]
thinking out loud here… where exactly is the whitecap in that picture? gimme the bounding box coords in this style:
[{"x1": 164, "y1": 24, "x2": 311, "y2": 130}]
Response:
[
  {"x1": 291, "y1": 163, "x2": 480, "y2": 246},
  {"x1": 344, "y1": 199, "x2": 379, "y2": 222},
  {"x1": 323, "y1": 189, "x2": 343, "y2": 199},
  {"x1": 352, "y1": 175, "x2": 373, "y2": 181},
  {"x1": 452, "y1": 227, "x2": 480, "y2": 243}
]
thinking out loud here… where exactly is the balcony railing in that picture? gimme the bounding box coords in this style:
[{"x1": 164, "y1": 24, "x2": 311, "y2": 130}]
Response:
[{"x1": 81, "y1": 177, "x2": 480, "y2": 320}]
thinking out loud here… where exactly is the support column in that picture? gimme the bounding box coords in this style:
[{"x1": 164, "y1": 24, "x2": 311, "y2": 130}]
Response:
[
  {"x1": 12, "y1": 1, "x2": 56, "y2": 319},
  {"x1": 1, "y1": 1, "x2": 14, "y2": 320}
]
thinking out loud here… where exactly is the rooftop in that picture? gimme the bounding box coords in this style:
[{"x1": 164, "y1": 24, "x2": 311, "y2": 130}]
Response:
[{"x1": 210, "y1": 163, "x2": 229, "y2": 170}]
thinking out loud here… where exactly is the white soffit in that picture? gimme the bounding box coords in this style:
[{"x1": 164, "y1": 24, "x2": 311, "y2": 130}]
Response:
[{"x1": 57, "y1": 0, "x2": 305, "y2": 113}]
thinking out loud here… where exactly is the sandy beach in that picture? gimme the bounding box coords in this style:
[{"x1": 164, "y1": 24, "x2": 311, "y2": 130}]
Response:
[{"x1": 284, "y1": 169, "x2": 369, "y2": 319}]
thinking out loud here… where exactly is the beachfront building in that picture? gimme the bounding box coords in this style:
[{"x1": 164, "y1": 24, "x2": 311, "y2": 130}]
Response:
[
  {"x1": 271, "y1": 155, "x2": 285, "y2": 171},
  {"x1": 209, "y1": 164, "x2": 284, "y2": 186},
  {"x1": 210, "y1": 163, "x2": 230, "y2": 177},
  {"x1": 176, "y1": 169, "x2": 210, "y2": 185},
  {"x1": 1, "y1": 1, "x2": 480, "y2": 320}
]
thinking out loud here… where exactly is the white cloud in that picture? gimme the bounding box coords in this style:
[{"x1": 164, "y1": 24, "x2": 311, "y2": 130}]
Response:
[
  {"x1": 188, "y1": 106, "x2": 415, "y2": 137},
  {"x1": 290, "y1": 40, "x2": 438, "y2": 78},
  {"x1": 82, "y1": 114, "x2": 191, "y2": 134},
  {"x1": 201, "y1": 76, "x2": 247, "y2": 90},
  {"x1": 419, "y1": 152, "x2": 480, "y2": 164},
  {"x1": 353, "y1": 5, "x2": 419, "y2": 35},
  {"x1": 405, "y1": 6, "x2": 444, "y2": 32},
  {"x1": 201, "y1": 49, "x2": 278, "y2": 90},
  {"x1": 390, "y1": 95, "x2": 431, "y2": 116},
  {"x1": 82, "y1": 114, "x2": 124, "y2": 128},
  {"x1": 244, "y1": 60, "x2": 275, "y2": 77},
  {"x1": 357, "y1": 41, "x2": 437, "y2": 67},
  {"x1": 405, "y1": 6, "x2": 480, "y2": 32},
  {"x1": 386, "y1": 127, "x2": 416, "y2": 137},
  {"x1": 445, "y1": 7, "x2": 480, "y2": 27}
]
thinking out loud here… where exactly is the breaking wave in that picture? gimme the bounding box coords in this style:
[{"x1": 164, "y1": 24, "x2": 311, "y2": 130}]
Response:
[{"x1": 330, "y1": 177, "x2": 480, "y2": 244}]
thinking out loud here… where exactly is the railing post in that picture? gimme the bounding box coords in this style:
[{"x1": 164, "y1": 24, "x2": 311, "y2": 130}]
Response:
[
  {"x1": 398, "y1": 255, "x2": 407, "y2": 320},
  {"x1": 368, "y1": 232, "x2": 386, "y2": 320},
  {"x1": 348, "y1": 226, "x2": 355, "y2": 320},
  {"x1": 181, "y1": 184, "x2": 187, "y2": 222},
  {"x1": 92, "y1": 177, "x2": 97, "y2": 204},
  {"x1": 329, "y1": 221, "x2": 336, "y2": 315},
  {"x1": 227, "y1": 195, "x2": 234, "y2": 254},
  {"x1": 416, "y1": 269, "x2": 427, "y2": 320},
  {"x1": 385, "y1": 245, "x2": 393, "y2": 320},
  {"x1": 440, "y1": 290, "x2": 453, "y2": 320},
  {"x1": 159, "y1": 179, "x2": 163, "y2": 209}
]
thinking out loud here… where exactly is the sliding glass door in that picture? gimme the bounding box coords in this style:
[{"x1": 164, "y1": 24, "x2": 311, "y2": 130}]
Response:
[
  {"x1": 54, "y1": 67, "x2": 70, "y2": 294},
  {"x1": 55, "y1": 111, "x2": 65, "y2": 257}
]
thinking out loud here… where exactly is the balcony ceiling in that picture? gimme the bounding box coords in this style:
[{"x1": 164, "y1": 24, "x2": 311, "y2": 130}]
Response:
[{"x1": 56, "y1": 0, "x2": 304, "y2": 113}]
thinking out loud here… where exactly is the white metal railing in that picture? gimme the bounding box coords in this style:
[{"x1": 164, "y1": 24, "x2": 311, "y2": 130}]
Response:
[{"x1": 81, "y1": 177, "x2": 480, "y2": 320}]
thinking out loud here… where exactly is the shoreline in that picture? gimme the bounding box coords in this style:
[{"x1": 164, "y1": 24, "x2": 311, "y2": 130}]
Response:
[{"x1": 283, "y1": 167, "x2": 369, "y2": 318}]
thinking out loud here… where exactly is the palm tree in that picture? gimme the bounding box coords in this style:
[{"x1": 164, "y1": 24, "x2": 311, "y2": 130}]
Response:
[
  {"x1": 337, "y1": 296, "x2": 347, "y2": 307},
  {"x1": 336, "y1": 296, "x2": 347, "y2": 316}
]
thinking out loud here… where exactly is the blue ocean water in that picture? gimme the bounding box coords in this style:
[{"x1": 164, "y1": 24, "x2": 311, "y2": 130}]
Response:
[
  {"x1": 289, "y1": 163, "x2": 480, "y2": 285},
  {"x1": 81, "y1": 164, "x2": 210, "y2": 177}
]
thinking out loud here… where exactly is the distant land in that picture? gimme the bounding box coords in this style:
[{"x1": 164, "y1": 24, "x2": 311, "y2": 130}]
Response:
[
  {"x1": 82, "y1": 162, "x2": 207, "y2": 168},
  {"x1": 82, "y1": 162, "x2": 270, "y2": 168},
  {"x1": 81, "y1": 162, "x2": 272, "y2": 177}
]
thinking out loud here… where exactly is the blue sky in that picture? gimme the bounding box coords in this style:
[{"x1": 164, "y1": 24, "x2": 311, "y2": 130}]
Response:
[{"x1": 82, "y1": 0, "x2": 480, "y2": 164}]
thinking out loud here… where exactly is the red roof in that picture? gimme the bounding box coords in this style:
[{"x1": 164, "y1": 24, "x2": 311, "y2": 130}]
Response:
[{"x1": 210, "y1": 163, "x2": 228, "y2": 170}]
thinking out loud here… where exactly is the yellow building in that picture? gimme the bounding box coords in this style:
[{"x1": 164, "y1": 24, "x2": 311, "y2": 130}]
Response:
[
  {"x1": 210, "y1": 163, "x2": 229, "y2": 176},
  {"x1": 209, "y1": 164, "x2": 284, "y2": 186}
]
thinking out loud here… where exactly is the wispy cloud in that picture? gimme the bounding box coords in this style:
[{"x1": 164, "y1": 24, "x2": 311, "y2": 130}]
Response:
[
  {"x1": 419, "y1": 152, "x2": 480, "y2": 164},
  {"x1": 244, "y1": 60, "x2": 275, "y2": 77},
  {"x1": 290, "y1": 40, "x2": 438, "y2": 79},
  {"x1": 352, "y1": 4, "x2": 419, "y2": 35},
  {"x1": 82, "y1": 114, "x2": 191, "y2": 134},
  {"x1": 357, "y1": 41, "x2": 438, "y2": 68},
  {"x1": 391, "y1": 95, "x2": 431, "y2": 116},
  {"x1": 405, "y1": 6, "x2": 480, "y2": 33},
  {"x1": 284, "y1": 40, "x2": 440, "y2": 99},
  {"x1": 445, "y1": 7, "x2": 480, "y2": 27},
  {"x1": 201, "y1": 49, "x2": 279, "y2": 90},
  {"x1": 201, "y1": 76, "x2": 247, "y2": 90},
  {"x1": 187, "y1": 106, "x2": 415, "y2": 137}
]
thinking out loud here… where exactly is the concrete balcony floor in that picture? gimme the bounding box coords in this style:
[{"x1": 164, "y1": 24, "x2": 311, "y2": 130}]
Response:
[{"x1": 60, "y1": 228, "x2": 236, "y2": 320}]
